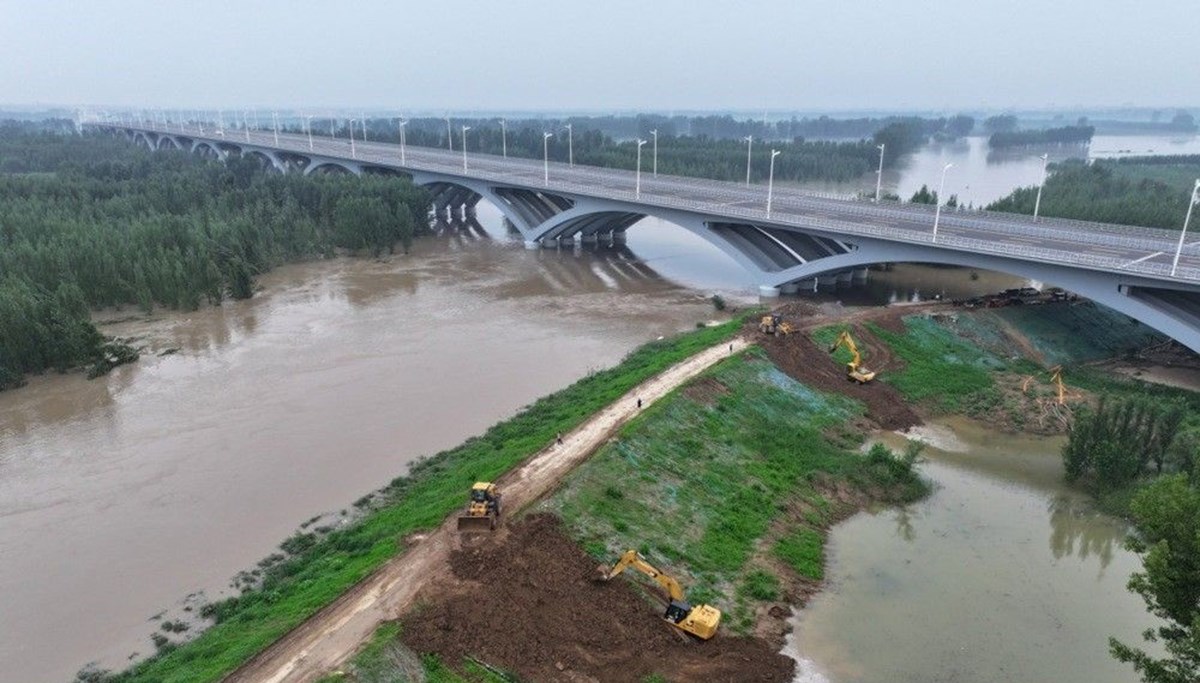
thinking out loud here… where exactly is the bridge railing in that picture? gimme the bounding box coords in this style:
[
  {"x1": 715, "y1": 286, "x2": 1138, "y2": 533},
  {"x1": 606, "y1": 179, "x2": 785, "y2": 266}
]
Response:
[{"x1": 97, "y1": 123, "x2": 1200, "y2": 284}]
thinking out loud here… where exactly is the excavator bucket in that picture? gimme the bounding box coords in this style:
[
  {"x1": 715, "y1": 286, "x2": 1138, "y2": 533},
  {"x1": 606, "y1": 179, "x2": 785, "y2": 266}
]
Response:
[{"x1": 456, "y1": 514, "x2": 496, "y2": 532}]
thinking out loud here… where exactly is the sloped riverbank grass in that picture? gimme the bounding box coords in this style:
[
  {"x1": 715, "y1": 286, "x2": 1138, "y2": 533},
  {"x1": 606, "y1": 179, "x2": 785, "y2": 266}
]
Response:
[
  {"x1": 543, "y1": 350, "x2": 927, "y2": 636},
  {"x1": 83, "y1": 319, "x2": 744, "y2": 683}
]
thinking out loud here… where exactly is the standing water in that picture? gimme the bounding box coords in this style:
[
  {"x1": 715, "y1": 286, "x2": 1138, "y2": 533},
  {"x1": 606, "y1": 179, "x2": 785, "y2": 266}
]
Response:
[{"x1": 786, "y1": 417, "x2": 1159, "y2": 683}]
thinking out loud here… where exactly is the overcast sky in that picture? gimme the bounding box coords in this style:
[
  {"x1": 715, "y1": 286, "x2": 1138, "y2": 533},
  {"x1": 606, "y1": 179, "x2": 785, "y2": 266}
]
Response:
[{"x1": 1, "y1": 0, "x2": 1195, "y2": 113}]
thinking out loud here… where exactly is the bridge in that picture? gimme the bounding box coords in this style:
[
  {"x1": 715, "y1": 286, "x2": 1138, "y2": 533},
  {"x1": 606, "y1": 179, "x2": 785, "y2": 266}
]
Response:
[{"x1": 92, "y1": 122, "x2": 1200, "y2": 354}]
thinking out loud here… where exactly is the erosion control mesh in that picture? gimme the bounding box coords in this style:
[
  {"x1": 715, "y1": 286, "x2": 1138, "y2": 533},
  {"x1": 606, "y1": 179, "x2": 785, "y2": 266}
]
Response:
[{"x1": 402, "y1": 514, "x2": 795, "y2": 683}]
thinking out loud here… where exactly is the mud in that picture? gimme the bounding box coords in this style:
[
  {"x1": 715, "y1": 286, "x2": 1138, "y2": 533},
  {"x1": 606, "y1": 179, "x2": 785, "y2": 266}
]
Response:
[
  {"x1": 754, "y1": 305, "x2": 921, "y2": 431},
  {"x1": 402, "y1": 514, "x2": 795, "y2": 683}
]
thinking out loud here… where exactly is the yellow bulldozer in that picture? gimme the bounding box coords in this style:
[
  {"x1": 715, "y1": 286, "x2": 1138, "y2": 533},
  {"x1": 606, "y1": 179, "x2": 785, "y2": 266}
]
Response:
[
  {"x1": 595, "y1": 549, "x2": 721, "y2": 640},
  {"x1": 456, "y1": 482, "x2": 502, "y2": 532},
  {"x1": 829, "y1": 330, "x2": 876, "y2": 384},
  {"x1": 759, "y1": 314, "x2": 795, "y2": 336}
]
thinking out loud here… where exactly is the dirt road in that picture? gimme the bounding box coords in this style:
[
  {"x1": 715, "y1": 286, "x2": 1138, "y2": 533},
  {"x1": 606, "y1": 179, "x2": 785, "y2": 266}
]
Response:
[{"x1": 223, "y1": 337, "x2": 750, "y2": 683}]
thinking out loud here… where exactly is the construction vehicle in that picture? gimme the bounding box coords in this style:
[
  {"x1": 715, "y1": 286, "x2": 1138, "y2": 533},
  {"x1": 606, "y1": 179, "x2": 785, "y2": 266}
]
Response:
[
  {"x1": 759, "y1": 314, "x2": 796, "y2": 336},
  {"x1": 456, "y1": 482, "x2": 502, "y2": 532},
  {"x1": 595, "y1": 549, "x2": 721, "y2": 640},
  {"x1": 828, "y1": 330, "x2": 876, "y2": 384}
]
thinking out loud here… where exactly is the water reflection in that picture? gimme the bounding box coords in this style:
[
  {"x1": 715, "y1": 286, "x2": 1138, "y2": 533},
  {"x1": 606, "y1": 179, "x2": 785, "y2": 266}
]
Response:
[{"x1": 1049, "y1": 495, "x2": 1117, "y2": 573}]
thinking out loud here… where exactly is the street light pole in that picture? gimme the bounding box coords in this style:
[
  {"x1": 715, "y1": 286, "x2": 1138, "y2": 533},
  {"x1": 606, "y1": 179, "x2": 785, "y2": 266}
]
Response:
[
  {"x1": 766, "y1": 149, "x2": 781, "y2": 217},
  {"x1": 874, "y1": 143, "x2": 886, "y2": 202},
  {"x1": 445, "y1": 116, "x2": 453, "y2": 152},
  {"x1": 543, "y1": 132, "x2": 553, "y2": 186},
  {"x1": 500, "y1": 119, "x2": 507, "y2": 158},
  {"x1": 1033, "y1": 153, "x2": 1049, "y2": 222},
  {"x1": 933, "y1": 162, "x2": 954, "y2": 243},
  {"x1": 272, "y1": 112, "x2": 279, "y2": 146},
  {"x1": 349, "y1": 118, "x2": 357, "y2": 159},
  {"x1": 361, "y1": 113, "x2": 367, "y2": 141},
  {"x1": 461, "y1": 125, "x2": 471, "y2": 171},
  {"x1": 744, "y1": 135, "x2": 753, "y2": 186},
  {"x1": 651, "y1": 129, "x2": 658, "y2": 176},
  {"x1": 565, "y1": 123, "x2": 573, "y2": 167},
  {"x1": 636, "y1": 139, "x2": 647, "y2": 197},
  {"x1": 1171, "y1": 179, "x2": 1200, "y2": 277},
  {"x1": 243, "y1": 112, "x2": 250, "y2": 142},
  {"x1": 305, "y1": 115, "x2": 314, "y2": 151},
  {"x1": 398, "y1": 119, "x2": 407, "y2": 165}
]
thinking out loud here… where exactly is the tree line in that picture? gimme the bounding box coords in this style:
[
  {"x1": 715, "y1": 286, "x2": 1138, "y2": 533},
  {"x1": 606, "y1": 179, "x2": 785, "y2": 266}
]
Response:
[
  {"x1": 987, "y1": 157, "x2": 1200, "y2": 230},
  {"x1": 988, "y1": 125, "x2": 1095, "y2": 148},
  {"x1": 0, "y1": 124, "x2": 430, "y2": 389},
  {"x1": 1060, "y1": 392, "x2": 1200, "y2": 682}
]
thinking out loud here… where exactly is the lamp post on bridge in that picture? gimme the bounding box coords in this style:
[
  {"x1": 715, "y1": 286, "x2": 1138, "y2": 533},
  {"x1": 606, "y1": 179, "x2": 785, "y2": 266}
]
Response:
[
  {"x1": 766, "y1": 149, "x2": 781, "y2": 218},
  {"x1": 543, "y1": 132, "x2": 553, "y2": 187},
  {"x1": 1033, "y1": 153, "x2": 1049, "y2": 222},
  {"x1": 932, "y1": 162, "x2": 954, "y2": 243},
  {"x1": 445, "y1": 116, "x2": 453, "y2": 152},
  {"x1": 565, "y1": 123, "x2": 574, "y2": 167},
  {"x1": 636, "y1": 139, "x2": 647, "y2": 198},
  {"x1": 650, "y1": 129, "x2": 658, "y2": 177},
  {"x1": 744, "y1": 135, "x2": 753, "y2": 186},
  {"x1": 398, "y1": 119, "x2": 407, "y2": 165},
  {"x1": 243, "y1": 112, "x2": 250, "y2": 142},
  {"x1": 500, "y1": 119, "x2": 507, "y2": 158},
  {"x1": 361, "y1": 113, "x2": 367, "y2": 141},
  {"x1": 305, "y1": 115, "x2": 314, "y2": 151},
  {"x1": 1171, "y1": 179, "x2": 1200, "y2": 277},
  {"x1": 348, "y1": 118, "x2": 357, "y2": 160},
  {"x1": 272, "y1": 112, "x2": 280, "y2": 146},
  {"x1": 461, "y1": 125, "x2": 471, "y2": 172},
  {"x1": 874, "y1": 143, "x2": 886, "y2": 202}
]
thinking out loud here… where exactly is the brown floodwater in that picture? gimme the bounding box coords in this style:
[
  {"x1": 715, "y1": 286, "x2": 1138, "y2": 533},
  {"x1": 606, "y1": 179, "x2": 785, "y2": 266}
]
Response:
[{"x1": 0, "y1": 200, "x2": 1030, "y2": 681}]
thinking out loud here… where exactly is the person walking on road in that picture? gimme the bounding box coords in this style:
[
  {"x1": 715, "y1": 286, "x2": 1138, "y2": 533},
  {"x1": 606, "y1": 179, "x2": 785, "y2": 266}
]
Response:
[{"x1": 637, "y1": 397, "x2": 642, "y2": 409}]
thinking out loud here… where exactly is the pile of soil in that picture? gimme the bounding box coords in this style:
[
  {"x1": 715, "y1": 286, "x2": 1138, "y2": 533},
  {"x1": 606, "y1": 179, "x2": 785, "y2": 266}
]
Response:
[
  {"x1": 757, "y1": 319, "x2": 920, "y2": 431},
  {"x1": 402, "y1": 514, "x2": 795, "y2": 683}
]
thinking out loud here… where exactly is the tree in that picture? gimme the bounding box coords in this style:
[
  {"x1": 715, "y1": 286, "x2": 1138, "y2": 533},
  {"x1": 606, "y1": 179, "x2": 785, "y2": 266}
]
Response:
[
  {"x1": 984, "y1": 114, "x2": 1018, "y2": 134},
  {"x1": 1109, "y1": 475, "x2": 1200, "y2": 683},
  {"x1": 910, "y1": 185, "x2": 937, "y2": 205},
  {"x1": 1170, "y1": 111, "x2": 1197, "y2": 132},
  {"x1": 944, "y1": 114, "x2": 975, "y2": 138}
]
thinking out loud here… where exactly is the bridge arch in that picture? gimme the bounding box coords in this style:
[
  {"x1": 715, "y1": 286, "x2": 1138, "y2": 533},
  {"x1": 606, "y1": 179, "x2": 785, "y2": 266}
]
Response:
[
  {"x1": 763, "y1": 237, "x2": 1200, "y2": 354},
  {"x1": 305, "y1": 160, "x2": 360, "y2": 175}
]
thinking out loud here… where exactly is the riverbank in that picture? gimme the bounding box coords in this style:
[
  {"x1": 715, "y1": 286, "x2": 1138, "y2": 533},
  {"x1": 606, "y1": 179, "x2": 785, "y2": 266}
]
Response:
[{"x1": 80, "y1": 318, "x2": 747, "y2": 683}]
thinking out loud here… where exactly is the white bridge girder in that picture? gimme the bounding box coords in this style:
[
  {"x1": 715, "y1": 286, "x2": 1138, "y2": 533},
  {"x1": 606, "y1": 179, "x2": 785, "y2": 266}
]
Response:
[{"x1": 109, "y1": 126, "x2": 1200, "y2": 354}]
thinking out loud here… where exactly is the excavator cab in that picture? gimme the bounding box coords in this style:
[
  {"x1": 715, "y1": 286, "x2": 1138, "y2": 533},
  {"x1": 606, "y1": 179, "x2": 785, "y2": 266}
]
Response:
[{"x1": 595, "y1": 549, "x2": 721, "y2": 640}]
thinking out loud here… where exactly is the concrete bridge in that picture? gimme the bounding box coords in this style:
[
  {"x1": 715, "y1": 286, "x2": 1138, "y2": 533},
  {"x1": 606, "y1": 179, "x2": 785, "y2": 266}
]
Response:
[{"x1": 94, "y1": 122, "x2": 1200, "y2": 353}]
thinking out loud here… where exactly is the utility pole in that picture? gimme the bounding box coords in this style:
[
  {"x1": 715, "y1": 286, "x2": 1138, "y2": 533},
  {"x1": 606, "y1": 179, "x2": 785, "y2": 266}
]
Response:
[
  {"x1": 766, "y1": 149, "x2": 781, "y2": 217},
  {"x1": 1171, "y1": 179, "x2": 1200, "y2": 277}
]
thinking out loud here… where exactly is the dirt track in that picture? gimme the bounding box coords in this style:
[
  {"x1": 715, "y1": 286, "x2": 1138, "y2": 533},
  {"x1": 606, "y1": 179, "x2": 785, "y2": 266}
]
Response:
[{"x1": 223, "y1": 337, "x2": 750, "y2": 683}]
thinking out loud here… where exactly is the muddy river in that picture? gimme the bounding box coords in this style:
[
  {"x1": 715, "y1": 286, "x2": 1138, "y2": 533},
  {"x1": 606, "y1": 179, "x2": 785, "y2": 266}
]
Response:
[
  {"x1": 1, "y1": 193, "x2": 1146, "y2": 682},
  {"x1": 787, "y1": 417, "x2": 1159, "y2": 683}
]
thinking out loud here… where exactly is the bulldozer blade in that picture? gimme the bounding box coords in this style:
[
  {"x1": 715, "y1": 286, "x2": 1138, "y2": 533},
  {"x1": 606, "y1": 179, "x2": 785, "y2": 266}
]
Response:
[{"x1": 456, "y1": 516, "x2": 496, "y2": 533}]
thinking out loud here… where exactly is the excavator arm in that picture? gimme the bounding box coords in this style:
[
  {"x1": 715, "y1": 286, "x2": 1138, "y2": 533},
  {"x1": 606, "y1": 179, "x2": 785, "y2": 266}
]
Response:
[
  {"x1": 597, "y1": 550, "x2": 721, "y2": 640},
  {"x1": 829, "y1": 330, "x2": 875, "y2": 383}
]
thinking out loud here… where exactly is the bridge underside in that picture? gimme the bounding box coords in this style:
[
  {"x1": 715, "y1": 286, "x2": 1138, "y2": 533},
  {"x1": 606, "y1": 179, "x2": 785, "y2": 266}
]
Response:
[{"x1": 114, "y1": 128, "x2": 1200, "y2": 354}]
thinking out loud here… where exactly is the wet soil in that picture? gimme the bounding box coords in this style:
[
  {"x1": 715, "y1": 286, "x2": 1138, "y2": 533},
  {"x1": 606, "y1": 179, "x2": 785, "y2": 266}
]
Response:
[
  {"x1": 754, "y1": 304, "x2": 922, "y2": 431},
  {"x1": 402, "y1": 514, "x2": 795, "y2": 683}
]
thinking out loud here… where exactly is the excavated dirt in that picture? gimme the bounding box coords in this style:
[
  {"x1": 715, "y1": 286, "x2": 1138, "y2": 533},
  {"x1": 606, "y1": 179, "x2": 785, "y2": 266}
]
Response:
[
  {"x1": 756, "y1": 319, "x2": 921, "y2": 431},
  {"x1": 402, "y1": 514, "x2": 795, "y2": 683}
]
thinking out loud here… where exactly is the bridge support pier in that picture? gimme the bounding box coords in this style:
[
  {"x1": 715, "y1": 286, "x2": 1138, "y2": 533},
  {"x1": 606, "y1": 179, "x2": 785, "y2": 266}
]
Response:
[
  {"x1": 524, "y1": 240, "x2": 540, "y2": 250},
  {"x1": 758, "y1": 285, "x2": 782, "y2": 298},
  {"x1": 780, "y1": 283, "x2": 800, "y2": 295}
]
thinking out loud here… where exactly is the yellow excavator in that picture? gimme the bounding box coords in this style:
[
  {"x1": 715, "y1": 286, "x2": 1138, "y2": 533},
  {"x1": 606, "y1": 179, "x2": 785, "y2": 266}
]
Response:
[
  {"x1": 595, "y1": 549, "x2": 721, "y2": 640},
  {"x1": 759, "y1": 314, "x2": 796, "y2": 336},
  {"x1": 828, "y1": 330, "x2": 876, "y2": 384},
  {"x1": 456, "y1": 482, "x2": 502, "y2": 532}
]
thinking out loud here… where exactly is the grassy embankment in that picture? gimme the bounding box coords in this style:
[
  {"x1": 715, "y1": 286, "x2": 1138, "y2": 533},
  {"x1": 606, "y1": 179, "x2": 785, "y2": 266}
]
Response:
[
  {"x1": 540, "y1": 349, "x2": 927, "y2": 636},
  {"x1": 90, "y1": 319, "x2": 745, "y2": 683}
]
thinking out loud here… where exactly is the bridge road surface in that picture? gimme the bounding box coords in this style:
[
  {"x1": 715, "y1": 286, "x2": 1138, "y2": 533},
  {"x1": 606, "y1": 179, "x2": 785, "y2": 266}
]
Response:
[{"x1": 110, "y1": 123, "x2": 1200, "y2": 283}]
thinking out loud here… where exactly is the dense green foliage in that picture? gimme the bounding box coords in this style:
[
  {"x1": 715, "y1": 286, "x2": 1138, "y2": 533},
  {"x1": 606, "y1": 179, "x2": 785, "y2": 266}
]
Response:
[
  {"x1": 546, "y1": 351, "x2": 926, "y2": 633},
  {"x1": 84, "y1": 320, "x2": 744, "y2": 683},
  {"x1": 988, "y1": 125, "x2": 1094, "y2": 148},
  {"x1": 987, "y1": 157, "x2": 1200, "y2": 229},
  {"x1": 1062, "y1": 397, "x2": 1188, "y2": 490},
  {"x1": 1109, "y1": 475, "x2": 1200, "y2": 683},
  {"x1": 321, "y1": 114, "x2": 940, "y2": 184},
  {"x1": 0, "y1": 125, "x2": 429, "y2": 388}
]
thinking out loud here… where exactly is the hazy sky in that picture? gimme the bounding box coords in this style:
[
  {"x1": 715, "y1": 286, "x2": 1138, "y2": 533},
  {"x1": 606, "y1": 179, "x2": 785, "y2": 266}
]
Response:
[{"x1": 1, "y1": 0, "x2": 1195, "y2": 112}]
